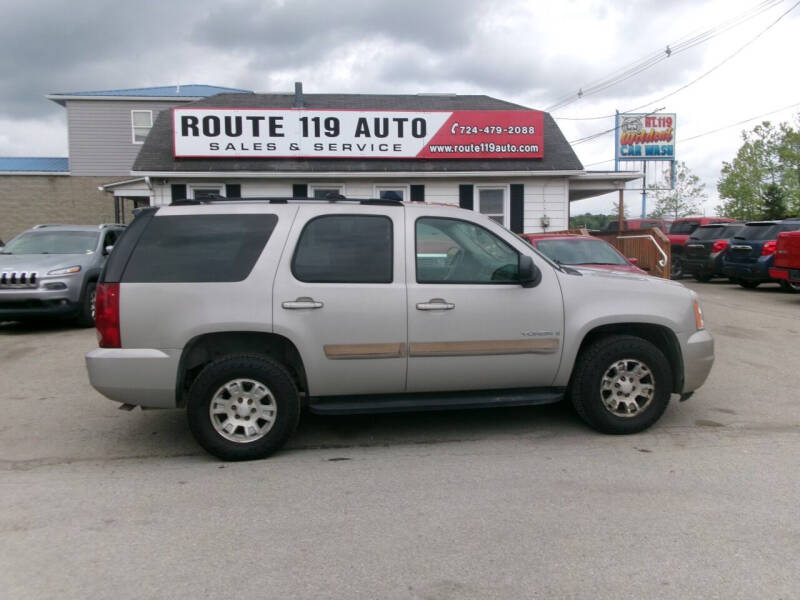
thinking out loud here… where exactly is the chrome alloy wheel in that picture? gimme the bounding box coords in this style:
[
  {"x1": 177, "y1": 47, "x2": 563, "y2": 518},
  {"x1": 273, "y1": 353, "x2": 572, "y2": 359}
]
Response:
[
  {"x1": 89, "y1": 288, "x2": 97, "y2": 321},
  {"x1": 209, "y1": 378, "x2": 277, "y2": 443},
  {"x1": 600, "y1": 359, "x2": 655, "y2": 417}
]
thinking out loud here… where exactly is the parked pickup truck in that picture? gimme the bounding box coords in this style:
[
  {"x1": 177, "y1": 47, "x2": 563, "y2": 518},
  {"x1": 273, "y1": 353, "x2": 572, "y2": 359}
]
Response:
[
  {"x1": 769, "y1": 230, "x2": 800, "y2": 291},
  {"x1": 85, "y1": 198, "x2": 714, "y2": 461}
]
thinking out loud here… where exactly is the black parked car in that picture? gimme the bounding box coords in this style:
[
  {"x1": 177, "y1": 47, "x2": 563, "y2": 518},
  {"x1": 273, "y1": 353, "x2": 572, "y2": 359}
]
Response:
[{"x1": 683, "y1": 222, "x2": 743, "y2": 282}]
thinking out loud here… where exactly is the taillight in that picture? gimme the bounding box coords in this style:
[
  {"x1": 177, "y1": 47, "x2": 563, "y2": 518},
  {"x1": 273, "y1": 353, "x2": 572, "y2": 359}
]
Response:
[
  {"x1": 711, "y1": 239, "x2": 729, "y2": 253},
  {"x1": 761, "y1": 240, "x2": 777, "y2": 256},
  {"x1": 95, "y1": 282, "x2": 121, "y2": 348}
]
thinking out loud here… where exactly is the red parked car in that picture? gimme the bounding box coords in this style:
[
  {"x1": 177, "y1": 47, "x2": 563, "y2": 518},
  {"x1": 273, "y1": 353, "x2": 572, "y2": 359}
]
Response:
[
  {"x1": 769, "y1": 230, "x2": 800, "y2": 291},
  {"x1": 521, "y1": 233, "x2": 647, "y2": 275},
  {"x1": 667, "y1": 217, "x2": 738, "y2": 279}
]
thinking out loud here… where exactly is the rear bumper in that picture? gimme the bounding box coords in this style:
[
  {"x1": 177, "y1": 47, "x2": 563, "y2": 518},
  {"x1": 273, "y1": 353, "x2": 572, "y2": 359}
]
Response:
[
  {"x1": 769, "y1": 267, "x2": 800, "y2": 283},
  {"x1": 722, "y1": 261, "x2": 772, "y2": 282},
  {"x1": 679, "y1": 329, "x2": 714, "y2": 393},
  {"x1": 683, "y1": 254, "x2": 724, "y2": 276},
  {"x1": 85, "y1": 348, "x2": 181, "y2": 408}
]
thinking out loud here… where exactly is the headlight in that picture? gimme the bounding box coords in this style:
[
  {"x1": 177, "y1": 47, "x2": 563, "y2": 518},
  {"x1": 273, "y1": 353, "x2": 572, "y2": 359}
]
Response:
[
  {"x1": 47, "y1": 265, "x2": 81, "y2": 276},
  {"x1": 693, "y1": 299, "x2": 705, "y2": 330}
]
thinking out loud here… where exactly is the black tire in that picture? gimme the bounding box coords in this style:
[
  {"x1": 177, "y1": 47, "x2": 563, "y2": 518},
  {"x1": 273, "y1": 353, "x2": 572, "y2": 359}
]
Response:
[
  {"x1": 739, "y1": 280, "x2": 759, "y2": 289},
  {"x1": 187, "y1": 354, "x2": 300, "y2": 461},
  {"x1": 568, "y1": 335, "x2": 672, "y2": 435},
  {"x1": 694, "y1": 273, "x2": 712, "y2": 283},
  {"x1": 670, "y1": 257, "x2": 684, "y2": 280},
  {"x1": 75, "y1": 281, "x2": 97, "y2": 327},
  {"x1": 779, "y1": 280, "x2": 800, "y2": 293}
]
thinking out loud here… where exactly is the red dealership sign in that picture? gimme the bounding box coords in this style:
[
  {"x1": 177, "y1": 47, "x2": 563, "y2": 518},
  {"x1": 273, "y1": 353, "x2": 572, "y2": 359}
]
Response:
[{"x1": 173, "y1": 108, "x2": 544, "y2": 159}]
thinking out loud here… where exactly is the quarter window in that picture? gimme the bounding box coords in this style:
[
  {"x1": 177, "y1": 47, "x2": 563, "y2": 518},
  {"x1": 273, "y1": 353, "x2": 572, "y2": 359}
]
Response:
[
  {"x1": 292, "y1": 215, "x2": 393, "y2": 283},
  {"x1": 131, "y1": 110, "x2": 153, "y2": 144},
  {"x1": 416, "y1": 217, "x2": 519, "y2": 284}
]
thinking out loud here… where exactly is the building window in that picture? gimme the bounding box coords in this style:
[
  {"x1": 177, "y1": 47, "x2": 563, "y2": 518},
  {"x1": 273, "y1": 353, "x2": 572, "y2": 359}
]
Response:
[
  {"x1": 188, "y1": 184, "x2": 224, "y2": 200},
  {"x1": 475, "y1": 186, "x2": 509, "y2": 227},
  {"x1": 309, "y1": 184, "x2": 344, "y2": 199},
  {"x1": 374, "y1": 185, "x2": 409, "y2": 202},
  {"x1": 131, "y1": 110, "x2": 153, "y2": 144}
]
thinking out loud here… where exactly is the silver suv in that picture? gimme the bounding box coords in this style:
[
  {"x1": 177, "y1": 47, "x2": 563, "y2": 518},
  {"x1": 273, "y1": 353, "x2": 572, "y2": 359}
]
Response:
[
  {"x1": 85, "y1": 198, "x2": 714, "y2": 460},
  {"x1": 1, "y1": 224, "x2": 125, "y2": 326}
]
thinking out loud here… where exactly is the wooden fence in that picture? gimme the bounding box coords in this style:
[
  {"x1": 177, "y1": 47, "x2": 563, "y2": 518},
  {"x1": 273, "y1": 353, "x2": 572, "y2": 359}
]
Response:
[{"x1": 544, "y1": 228, "x2": 672, "y2": 279}]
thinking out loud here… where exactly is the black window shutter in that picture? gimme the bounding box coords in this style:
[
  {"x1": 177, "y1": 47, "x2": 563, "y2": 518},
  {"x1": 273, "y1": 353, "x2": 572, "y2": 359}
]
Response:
[
  {"x1": 292, "y1": 184, "x2": 308, "y2": 198},
  {"x1": 410, "y1": 184, "x2": 425, "y2": 202},
  {"x1": 171, "y1": 184, "x2": 186, "y2": 202},
  {"x1": 225, "y1": 184, "x2": 241, "y2": 198},
  {"x1": 458, "y1": 184, "x2": 473, "y2": 210},
  {"x1": 510, "y1": 184, "x2": 524, "y2": 233}
]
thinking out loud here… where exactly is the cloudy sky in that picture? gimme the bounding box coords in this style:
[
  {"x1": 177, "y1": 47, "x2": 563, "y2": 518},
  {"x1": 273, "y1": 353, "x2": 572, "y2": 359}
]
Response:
[{"x1": 1, "y1": 0, "x2": 798, "y2": 215}]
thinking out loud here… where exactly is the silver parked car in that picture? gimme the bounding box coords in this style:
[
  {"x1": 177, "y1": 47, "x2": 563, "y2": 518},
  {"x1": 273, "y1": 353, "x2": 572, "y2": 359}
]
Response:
[
  {"x1": 0, "y1": 224, "x2": 125, "y2": 326},
  {"x1": 86, "y1": 198, "x2": 714, "y2": 460}
]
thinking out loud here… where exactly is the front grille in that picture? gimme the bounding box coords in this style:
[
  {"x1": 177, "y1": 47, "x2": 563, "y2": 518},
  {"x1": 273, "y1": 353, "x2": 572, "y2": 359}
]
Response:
[{"x1": 0, "y1": 271, "x2": 39, "y2": 288}]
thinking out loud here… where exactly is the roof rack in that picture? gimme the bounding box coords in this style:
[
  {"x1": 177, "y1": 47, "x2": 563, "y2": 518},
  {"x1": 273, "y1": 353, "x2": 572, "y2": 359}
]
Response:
[
  {"x1": 169, "y1": 193, "x2": 404, "y2": 207},
  {"x1": 98, "y1": 223, "x2": 126, "y2": 228},
  {"x1": 32, "y1": 224, "x2": 59, "y2": 229}
]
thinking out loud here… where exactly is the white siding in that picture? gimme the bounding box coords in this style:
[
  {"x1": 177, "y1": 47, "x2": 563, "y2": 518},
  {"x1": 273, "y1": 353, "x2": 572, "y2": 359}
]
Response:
[{"x1": 150, "y1": 176, "x2": 570, "y2": 231}]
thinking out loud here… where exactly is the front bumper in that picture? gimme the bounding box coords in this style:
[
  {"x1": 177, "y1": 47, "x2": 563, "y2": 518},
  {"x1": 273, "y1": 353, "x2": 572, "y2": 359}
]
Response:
[
  {"x1": 0, "y1": 276, "x2": 83, "y2": 320},
  {"x1": 679, "y1": 329, "x2": 714, "y2": 393},
  {"x1": 86, "y1": 348, "x2": 181, "y2": 408}
]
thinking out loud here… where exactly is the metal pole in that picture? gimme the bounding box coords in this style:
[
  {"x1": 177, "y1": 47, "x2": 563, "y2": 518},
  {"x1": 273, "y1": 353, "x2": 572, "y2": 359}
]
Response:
[
  {"x1": 641, "y1": 161, "x2": 647, "y2": 219},
  {"x1": 618, "y1": 189, "x2": 624, "y2": 231}
]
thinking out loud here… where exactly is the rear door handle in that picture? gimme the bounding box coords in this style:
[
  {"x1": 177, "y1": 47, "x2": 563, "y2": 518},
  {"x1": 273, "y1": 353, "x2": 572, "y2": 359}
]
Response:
[
  {"x1": 282, "y1": 297, "x2": 324, "y2": 309},
  {"x1": 416, "y1": 298, "x2": 455, "y2": 311}
]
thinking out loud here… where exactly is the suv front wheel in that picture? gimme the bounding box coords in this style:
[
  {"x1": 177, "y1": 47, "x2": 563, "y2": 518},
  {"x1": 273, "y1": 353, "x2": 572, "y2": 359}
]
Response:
[
  {"x1": 569, "y1": 335, "x2": 672, "y2": 434},
  {"x1": 187, "y1": 354, "x2": 300, "y2": 461}
]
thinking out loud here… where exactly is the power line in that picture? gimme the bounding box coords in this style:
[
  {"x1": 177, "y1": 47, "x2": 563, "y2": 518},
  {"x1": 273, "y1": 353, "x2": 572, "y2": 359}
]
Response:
[
  {"x1": 545, "y1": 0, "x2": 784, "y2": 113},
  {"x1": 580, "y1": 100, "x2": 800, "y2": 168},
  {"x1": 565, "y1": 1, "x2": 799, "y2": 145}
]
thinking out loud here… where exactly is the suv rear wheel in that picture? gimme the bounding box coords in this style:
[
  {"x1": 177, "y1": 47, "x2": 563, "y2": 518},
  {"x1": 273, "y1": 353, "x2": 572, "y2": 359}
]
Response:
[
  {"x1": 569, "y1": 335, "x2": 672, "y2": 434},
  {"x1": 187, "y1": 354, "x2": 300, "y2": 461}
]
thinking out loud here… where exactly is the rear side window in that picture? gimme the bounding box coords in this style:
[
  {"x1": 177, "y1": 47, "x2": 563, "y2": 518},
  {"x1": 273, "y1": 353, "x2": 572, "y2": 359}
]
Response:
[
  {"x1": 292, "y1": 215, "x2": 393, "y2": 283},
  {"x1": 122, "y1": 214, "x2": 277, "y2": 283}
]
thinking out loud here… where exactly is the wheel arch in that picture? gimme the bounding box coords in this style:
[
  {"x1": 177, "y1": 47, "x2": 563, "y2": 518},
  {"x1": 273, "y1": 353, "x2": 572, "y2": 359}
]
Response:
[
  {"x1": 572, "y1": 323, "x2": 684, "y2": 394},
  {"x1": 177, "y1": 331, "x2": 308, "y2": 408}
]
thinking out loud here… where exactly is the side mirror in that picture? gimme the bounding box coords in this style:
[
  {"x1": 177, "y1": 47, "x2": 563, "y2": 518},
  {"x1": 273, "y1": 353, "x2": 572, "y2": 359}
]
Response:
[
  {"x1": 628, "y1": 257, "x2": 639, "y2": 265},
  {"x1": 104, "y1": 245, "x2": 114, "y2": 255},
  {"x1": 519, "y1": 255, "x2": 542, "y2": 288}
]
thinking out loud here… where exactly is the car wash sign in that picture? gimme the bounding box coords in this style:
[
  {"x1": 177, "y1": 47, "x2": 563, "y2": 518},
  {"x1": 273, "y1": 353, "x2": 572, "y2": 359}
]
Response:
[
  {"x1": 172, "y1": 108, "x2": 544, "y2": 159},
  {"x1": 615, "y1": 113, "x2": 675, "y2": 161}
]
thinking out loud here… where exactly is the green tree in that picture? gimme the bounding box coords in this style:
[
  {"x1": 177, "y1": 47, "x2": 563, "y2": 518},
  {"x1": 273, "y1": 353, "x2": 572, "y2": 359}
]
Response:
[
  {"x1": 569, "y1": 212, "x2": 612, "y2": 230},
  {"x1": 647, "y1": 161, "x2": 706, "y2": 218},
  {"x1": 716, "y1": 119, "x2": 799, "y2": 220},
  {"x1": 762, "y1": 183, "x2": 787, "y2": 220}
]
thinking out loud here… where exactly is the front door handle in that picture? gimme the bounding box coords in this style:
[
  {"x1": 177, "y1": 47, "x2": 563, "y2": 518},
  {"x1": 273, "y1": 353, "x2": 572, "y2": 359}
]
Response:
[
  {"x1": 416, "y1": 298, "x2": 455, "y2": 311},
  {"x1": 282, "y1": 297, "x2": 324, "y2": 309}
]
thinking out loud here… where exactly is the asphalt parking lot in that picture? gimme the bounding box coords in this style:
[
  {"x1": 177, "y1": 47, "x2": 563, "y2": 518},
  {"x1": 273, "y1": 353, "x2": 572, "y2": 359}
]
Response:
[{"x1": 1, "y1": 280, "x2": 798, "y2": 599}]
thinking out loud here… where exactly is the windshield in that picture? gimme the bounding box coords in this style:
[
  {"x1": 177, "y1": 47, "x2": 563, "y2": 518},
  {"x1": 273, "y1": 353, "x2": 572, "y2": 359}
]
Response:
[
  {"x1": 535, "y1": 238, "x2": 627, "y2": 266},
  {"x1": 690, "y1": 225, "x2": 725, "y2": 241},
  {"x1": 2, "y1": 230, "x2": 99, "y2": 255},
  {"x1": 735, "y1": 224, "x2": 778, "y2": 241}
]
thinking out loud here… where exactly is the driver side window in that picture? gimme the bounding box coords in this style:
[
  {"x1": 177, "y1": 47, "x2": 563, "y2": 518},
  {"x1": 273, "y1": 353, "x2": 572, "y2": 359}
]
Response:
[{"x1": 415, "y1": 217, "x2": 519, "y2": 284}]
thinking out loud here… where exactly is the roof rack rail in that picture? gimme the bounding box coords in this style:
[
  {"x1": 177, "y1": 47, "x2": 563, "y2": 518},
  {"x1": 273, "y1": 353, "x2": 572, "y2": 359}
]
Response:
[
  {"x1": 32, "y1": 224, "x2": 59, "y2": 229},
  {"x1": 168, "y1": 194, "x2": 404, "y2": 207},
  {"x1": 98, "y1": 223, "x2": 125, "y2": 228}
]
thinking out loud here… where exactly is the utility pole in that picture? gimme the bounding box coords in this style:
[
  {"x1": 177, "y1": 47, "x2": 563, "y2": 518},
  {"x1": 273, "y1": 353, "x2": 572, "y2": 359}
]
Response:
[{"x1": 641, "y1": 161, "x2": 647, "y2": 219}]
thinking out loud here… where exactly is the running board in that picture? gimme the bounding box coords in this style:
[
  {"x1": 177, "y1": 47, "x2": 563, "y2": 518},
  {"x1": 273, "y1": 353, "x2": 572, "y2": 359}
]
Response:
[{"x1": 309, "y1": 387, "x2": 565, "y2": 415}]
